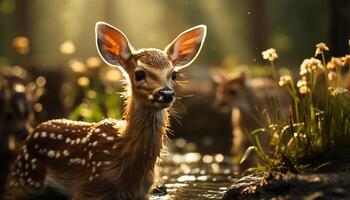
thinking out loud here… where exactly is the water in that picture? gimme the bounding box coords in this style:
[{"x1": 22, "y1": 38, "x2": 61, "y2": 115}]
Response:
[{"x1": 151, "y1": 139, "x2": 235, "y2": 199}]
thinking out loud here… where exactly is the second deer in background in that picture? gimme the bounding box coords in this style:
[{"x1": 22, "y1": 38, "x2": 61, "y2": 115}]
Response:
[{"x1": 212, "y1": 71, "x2": 289, "y2": 171}]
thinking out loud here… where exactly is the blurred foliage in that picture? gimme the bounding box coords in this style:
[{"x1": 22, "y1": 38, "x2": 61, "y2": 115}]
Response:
[
  {"x1": 1, "y1": 0, "x2": 348, "y2": 69},
  {"x1": 64, "y1": 57, "x2": 124, "y2": 122}
]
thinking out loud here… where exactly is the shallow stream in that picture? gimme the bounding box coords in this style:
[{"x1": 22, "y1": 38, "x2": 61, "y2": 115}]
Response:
[{"x1": 151, "y1": 138, "x2": 235, "y2": 200}]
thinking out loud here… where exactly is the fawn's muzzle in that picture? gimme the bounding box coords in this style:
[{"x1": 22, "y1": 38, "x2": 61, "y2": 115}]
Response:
[{"x1": 153, "y1": 87, "x2": 175, "y2": 104}]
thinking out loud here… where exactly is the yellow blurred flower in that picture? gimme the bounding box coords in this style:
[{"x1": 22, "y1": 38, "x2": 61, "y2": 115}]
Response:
[
  {"x1": 80, "y1": 104, "x2": 93, "y2": 118},
  {"x1": 10, "y1": 66, "x2": 27, "y2": 78},
  {"x1": 297, "y1": 76, "x2": 307, "y2": 88},
  {"x1": 34, "y1": 103, "x2": 43, "y2": 112},
  {"x1": 300, "y1": 58, "x2": 323, "y2": 75},
  {"x1": 86, "y1": 57, "x2": 102, "y2": 68},
  {"x1": 314, "y1": 42, "x2": 329, "y2": 56},
  {"x1": 299, "y1": 85, "x2": 310, "y2": 94},
  {"x1": 278, "y1": 75, "x2": 292, "y2": 86},
  {"x1": 60, "y1": 40, "x2": 75, "y2": 54},
  {"x1": 35, "y1": 76, "x2": 46, "y2": 87},
  {"x1": 87, "y1": 90, "x2": 97, "y2": 99},
  {"x1": 341, "y1": 55, "x2": 350, "y2": 66},
  {"x1": 329, "y1": 87, "x2": 348, "y2": 96},
  {"x1": 326, "y1": 57, "x2": 343, "y2": 70},
  {"x1": 69, "y1": 59, "x2": 86, "y2": 73},
  {"x1": 328, "y1": 71, "x2": 337, "y2": 81},
  {"x1": 14, "y1": 83, "x2": 25, "y2": 93},
  {"x1": 104, "y1": 68, "x2": 121, "y2": 83},
  {"x1": 77, "y1": 76, "x2": 90, "y2": 87},
  {"x1": 262, "y1": 48, "x2": 278, "y2": 61},
  {"x1": 13, "y1": 36, "x2": 30, "y2": 54}
]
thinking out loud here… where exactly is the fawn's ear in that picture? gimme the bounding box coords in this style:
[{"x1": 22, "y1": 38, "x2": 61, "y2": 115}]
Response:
[
  {"x1": 165, "y1": 25, "x2": 207, "y2": 70},
  {"x1": 95, "y1": 22, "x2": 133, "y2": 69}
]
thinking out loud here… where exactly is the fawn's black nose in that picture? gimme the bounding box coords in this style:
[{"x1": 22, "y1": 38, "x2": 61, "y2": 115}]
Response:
[{"x1": 155, "y1": 87, "x2": 175, "y2": 103}]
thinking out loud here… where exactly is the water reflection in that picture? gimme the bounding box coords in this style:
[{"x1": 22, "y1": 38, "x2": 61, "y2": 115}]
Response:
[{"x1": 152, "y1": 138, "x2": 235, "y2": 199}]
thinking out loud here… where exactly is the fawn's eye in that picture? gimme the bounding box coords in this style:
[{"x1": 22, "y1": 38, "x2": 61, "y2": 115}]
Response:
[
  {"x1": 171, "y1": 71, "x2": 177, "y2": 81},
  {"x1": 135, "y1": 70, "x2": 146, "y2": 82}
]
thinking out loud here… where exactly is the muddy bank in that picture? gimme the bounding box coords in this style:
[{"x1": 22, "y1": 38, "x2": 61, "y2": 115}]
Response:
[{"x1": 223, "y1": 172, "x2": 350, "y2": 200}]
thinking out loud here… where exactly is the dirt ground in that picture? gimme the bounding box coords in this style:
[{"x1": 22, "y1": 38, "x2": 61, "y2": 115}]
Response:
[{"x1": 222, "y1": 171, "x2": 350, "y2": 200}]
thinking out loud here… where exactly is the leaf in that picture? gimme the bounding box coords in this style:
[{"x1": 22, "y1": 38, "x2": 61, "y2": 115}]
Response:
[
  {"x1": 313, "y1": 162, "x2": 331, "y2": 172},
  {"x1": 250, "y1": 128, "x2": 266, "y2": 135},
  {"x1": 240, "y1": 146, "x2": 257, "y2": 164}
]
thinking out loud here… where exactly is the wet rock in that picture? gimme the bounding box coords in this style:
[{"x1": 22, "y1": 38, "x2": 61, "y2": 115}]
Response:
[{"x1": 222, "y1": 172, "x2": 350, "y2": 200}]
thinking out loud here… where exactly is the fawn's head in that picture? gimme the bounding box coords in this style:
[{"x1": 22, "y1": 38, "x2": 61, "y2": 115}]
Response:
[
  {"x1": 96, "y1": 22, "x2": 206, "y2": 110},
  {"x1": 212, "y1": 71, "x2": 249, "y2": 112}
]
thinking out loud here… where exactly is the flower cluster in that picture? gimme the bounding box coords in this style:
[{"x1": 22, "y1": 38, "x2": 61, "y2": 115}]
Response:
[
  {"x1": 328, "y1": 87, "x2": 348, "y2": 97},
  {"x1": 278, "y1": 75, "x2": 292, "y2": 86},
  {"x1": 327, "y1": 57, "x2": 343, "y2": 70},
  {"x1": 262, "y1": 48, "x2": 278, "y2": 61},
  {"x1": 315, "y1": 42, "x2": 329, "y2": 57},
  {"x1": 328, "y1": 71, "x2": 337, "y2": 81},
  {"x1": 297, "y1": 76, "x2": 309, "y2": 94},
  {"x1": 341, "y1": 55, "x2": 350, "y2": 66},
  {"x1": 300, "y1": 58, "x2": 323, "y2": 76}
]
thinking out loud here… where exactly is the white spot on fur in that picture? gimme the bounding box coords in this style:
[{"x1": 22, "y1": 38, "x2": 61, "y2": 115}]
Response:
[
  {"x1": 55, "y1": 152, "x2": 61, "y2": 158},
  {"x1": 63, "y1": 150, "x2": 70, "y2": 156},
  {"x1": 41, "y1": 132, "x2": 47, "y2": 137},
  {"x1": 49, "y1": 133, "x2": 56, "y2": 139},
  {"x1": 47, "y1": 150, "x2": 55, "y2": 158}
]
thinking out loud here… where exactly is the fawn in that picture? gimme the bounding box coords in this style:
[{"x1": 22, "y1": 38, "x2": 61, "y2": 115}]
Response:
[
  {"x1": 4, "y1": 22, "x2": 206, "y2": 200},
  {"x1": 212, "y1": 71, "x2": 289, "y2": 171}
]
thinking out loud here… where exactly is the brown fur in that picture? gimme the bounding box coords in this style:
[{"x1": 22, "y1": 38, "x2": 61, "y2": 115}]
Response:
[
  {"x1": 134, "y1": 49, "x2": 170, "y2": 70},
  {"x1": 4, "y1": 22, "x2": 206, "y2": 199},
  {"x1": 213, "y1": 71, "x2": 289, "y2": 171}
]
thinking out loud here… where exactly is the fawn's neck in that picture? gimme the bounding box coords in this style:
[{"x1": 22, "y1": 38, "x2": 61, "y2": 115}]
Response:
[
  {"x1": 233, "y1": 84, "x2": 260, "y2": 130},
  {"x1": 121, "y1": 96, "x2": 169, "y2": 165}
]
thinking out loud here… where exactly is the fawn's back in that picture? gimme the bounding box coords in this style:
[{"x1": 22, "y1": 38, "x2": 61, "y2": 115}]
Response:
[{"x1": 11, "y1": 119, "x2": 123, "y2": 189}]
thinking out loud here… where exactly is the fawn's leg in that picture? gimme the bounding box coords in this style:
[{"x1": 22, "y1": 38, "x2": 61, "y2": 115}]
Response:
[{"x1": 4, "y1": 146, "x2": 46, "y2": 200}]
